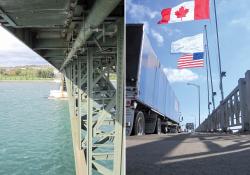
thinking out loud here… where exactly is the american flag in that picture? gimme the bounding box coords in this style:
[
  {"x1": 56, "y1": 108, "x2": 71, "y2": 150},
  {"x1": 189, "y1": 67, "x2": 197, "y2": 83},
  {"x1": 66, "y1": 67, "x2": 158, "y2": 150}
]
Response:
[{"x1": 177, "y1": 52, "x2": 204, "y2": 69}]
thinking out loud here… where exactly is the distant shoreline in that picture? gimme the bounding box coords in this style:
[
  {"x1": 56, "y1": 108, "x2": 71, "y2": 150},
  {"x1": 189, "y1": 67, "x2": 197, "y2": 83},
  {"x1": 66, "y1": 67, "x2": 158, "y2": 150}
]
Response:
[{"x1": 0, "y1": 79, "x2": 55, "y2": 82}]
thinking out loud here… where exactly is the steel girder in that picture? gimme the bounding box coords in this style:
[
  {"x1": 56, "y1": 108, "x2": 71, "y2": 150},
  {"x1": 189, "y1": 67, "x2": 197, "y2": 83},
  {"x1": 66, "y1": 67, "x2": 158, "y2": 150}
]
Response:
[
  {"x1": 64, "y1": 18, "x2": 124, "y2": 175},
  {"x1": 60, "y1": 0, "x2": 122, "y2": 70}
]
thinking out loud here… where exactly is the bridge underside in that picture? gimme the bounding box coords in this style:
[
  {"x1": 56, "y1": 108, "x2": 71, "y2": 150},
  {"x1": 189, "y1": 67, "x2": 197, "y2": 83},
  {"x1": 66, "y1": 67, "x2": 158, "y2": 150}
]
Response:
[{"x1": 0, "y1": 0, "x2": 124, "y2": 174}]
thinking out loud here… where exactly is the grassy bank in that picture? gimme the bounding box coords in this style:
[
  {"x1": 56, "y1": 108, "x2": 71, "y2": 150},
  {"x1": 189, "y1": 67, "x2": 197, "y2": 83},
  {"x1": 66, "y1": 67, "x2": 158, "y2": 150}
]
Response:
[{"x1": 0, "y1": 76, "x2": 53, "y2": 81}]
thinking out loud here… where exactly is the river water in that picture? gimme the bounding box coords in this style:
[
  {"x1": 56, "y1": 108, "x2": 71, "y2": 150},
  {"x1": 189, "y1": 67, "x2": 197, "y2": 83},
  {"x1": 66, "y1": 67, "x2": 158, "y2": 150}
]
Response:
[{"x1": 0, "y1": 81, "x2": 75, "y2": 175}]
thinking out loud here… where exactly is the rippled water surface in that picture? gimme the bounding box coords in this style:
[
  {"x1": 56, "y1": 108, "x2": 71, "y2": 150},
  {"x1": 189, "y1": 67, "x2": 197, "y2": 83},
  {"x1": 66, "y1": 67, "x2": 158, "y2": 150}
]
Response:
[{"x1": 0, "y1": 81, "x2": 75, "y2": 175}]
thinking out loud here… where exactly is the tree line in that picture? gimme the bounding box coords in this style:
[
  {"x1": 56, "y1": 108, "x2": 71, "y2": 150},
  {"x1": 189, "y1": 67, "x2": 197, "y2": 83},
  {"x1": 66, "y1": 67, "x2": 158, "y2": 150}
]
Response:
[{"x1": 0, "y1": 67, "x2": 55, "y2": 79}]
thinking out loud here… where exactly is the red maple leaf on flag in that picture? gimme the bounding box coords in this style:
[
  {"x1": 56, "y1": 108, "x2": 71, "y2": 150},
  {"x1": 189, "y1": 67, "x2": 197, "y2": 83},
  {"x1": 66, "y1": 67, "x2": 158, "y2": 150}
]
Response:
[{"x1": 175, "y1": 6, "x2": 189, "y2": 20}]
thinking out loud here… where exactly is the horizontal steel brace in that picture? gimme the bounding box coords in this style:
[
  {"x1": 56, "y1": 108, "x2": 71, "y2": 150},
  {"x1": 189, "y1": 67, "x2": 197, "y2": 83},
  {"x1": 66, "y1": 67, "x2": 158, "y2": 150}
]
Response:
[
  {"x1": 93, "y1": 153, "x2": 114, "y2": 160},
  {"x1": 0, "y1": 7, "x2": 16, "y2": 27},
  {"x1": 93, "y1": 161, "x2": 112, "y2": 175}
]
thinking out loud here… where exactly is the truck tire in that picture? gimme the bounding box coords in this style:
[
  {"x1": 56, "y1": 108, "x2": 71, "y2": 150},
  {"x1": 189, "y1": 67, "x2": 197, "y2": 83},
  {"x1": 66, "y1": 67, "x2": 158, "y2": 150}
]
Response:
[
  {"x1": 133, "y1": 111, "x2": 145, "y2": 135},
  {"x1": 145, "y1": 112, "x2": 157, "y2": 134},
  {"x1": 162, "y1": 126, "x2": 168, "y2": 134},
  {"x1": 170, "y1": 127, "x2": 177, "y2": 133},
  {"x1": 154, "y1": 118, "x2": 161, "y2": 135}
]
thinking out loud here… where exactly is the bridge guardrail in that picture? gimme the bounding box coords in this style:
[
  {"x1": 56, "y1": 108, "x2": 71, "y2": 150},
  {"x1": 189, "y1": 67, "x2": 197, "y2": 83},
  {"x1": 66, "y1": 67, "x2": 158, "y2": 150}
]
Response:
[{"x1": 196, "y1": 70, "x2": 250, "y2": 132}]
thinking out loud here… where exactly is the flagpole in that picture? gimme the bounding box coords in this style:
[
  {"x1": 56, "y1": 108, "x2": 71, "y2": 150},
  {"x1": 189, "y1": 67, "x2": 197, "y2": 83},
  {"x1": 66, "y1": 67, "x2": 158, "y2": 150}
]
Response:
[
  {"x1": 204, "y1": 25, "x2": 215, "y2": 110},
  {"x1": 213, "y1": 0, "x2": 224, "y2": 101},
  {"x1": 205, "y1": 46, "x2": 211, "y2": 115}
]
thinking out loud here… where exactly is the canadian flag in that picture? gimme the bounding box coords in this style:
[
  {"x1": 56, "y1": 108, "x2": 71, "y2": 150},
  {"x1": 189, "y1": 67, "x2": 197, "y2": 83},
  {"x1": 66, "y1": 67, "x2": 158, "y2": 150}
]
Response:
[{"x1": 158, "y1": 0, "x2": 209, "y2": 24}]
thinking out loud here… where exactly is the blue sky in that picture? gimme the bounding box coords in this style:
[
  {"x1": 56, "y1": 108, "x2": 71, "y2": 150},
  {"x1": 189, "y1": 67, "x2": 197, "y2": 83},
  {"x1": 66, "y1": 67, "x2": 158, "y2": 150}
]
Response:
[
  {"x1": 126, "y1": 0, "x2": 250, "y2": 127},
  {"x1": 0, "y1": 26, "x2": 47, "y2": 67}
]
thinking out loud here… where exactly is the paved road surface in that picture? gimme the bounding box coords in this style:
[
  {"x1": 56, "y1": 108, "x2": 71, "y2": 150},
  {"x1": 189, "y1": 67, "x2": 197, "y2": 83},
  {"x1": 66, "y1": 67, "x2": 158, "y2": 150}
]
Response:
[{"x1": 127, "y1": 133, "x2": 250, "y2": 175}]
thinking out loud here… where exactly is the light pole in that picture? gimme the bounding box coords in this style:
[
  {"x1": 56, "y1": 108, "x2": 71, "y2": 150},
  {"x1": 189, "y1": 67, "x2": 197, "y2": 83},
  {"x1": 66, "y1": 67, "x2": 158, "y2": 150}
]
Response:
[{"x1": 187, "y1": 83, "x2": 201, "y2": 126}]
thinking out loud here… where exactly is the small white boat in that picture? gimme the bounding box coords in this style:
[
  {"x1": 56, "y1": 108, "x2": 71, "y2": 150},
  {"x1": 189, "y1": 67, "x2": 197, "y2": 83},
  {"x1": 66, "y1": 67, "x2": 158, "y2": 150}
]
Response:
[
  {"x1": 49, "y1": 74, "x2": 68, "y2": 99},
  {"x1": 53, "y1": 79, "x2": 61, "y2": 83},
  {"x1": 48, "y1": 88, "x2": 68, "y2": 99}
]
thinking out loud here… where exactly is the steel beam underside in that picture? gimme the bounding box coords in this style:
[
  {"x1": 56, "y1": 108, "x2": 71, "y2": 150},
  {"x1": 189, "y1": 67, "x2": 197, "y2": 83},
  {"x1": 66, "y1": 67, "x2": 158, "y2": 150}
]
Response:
[
  {"x1": 0, "y1": 1, "x2": 124, "y2": 174},
  {"x1": 64, "y1": 18, "x2": 124, "y2": 175}
]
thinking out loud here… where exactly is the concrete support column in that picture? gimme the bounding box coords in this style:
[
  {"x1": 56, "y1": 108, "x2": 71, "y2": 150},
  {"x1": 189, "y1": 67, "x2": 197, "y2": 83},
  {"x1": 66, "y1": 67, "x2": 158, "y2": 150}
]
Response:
[
  {"x1": 220, "y1": 105, "x2": 227, "y2": 132},
  {"x1": 239, "y1": 78, "x2": 248, "y2": 131},
  {"x1": 205, "y1": 119, "x2": 208, "y2": 132},
  {"x1": 209, "y1": 117, "x2": 212, "y2": 132},
  {"x1": 212, "y1": 113, "x2": 215, "y2": 131},
  {"x1": 242, "y1": 71, "x2": 250, "y2": 131}
]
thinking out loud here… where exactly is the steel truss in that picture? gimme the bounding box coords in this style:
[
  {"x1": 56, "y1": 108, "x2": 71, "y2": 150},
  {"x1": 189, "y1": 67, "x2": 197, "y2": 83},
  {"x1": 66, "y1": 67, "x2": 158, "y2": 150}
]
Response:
[{"x1": 64, "y1": 19, "x2": 124, "y2": 175}]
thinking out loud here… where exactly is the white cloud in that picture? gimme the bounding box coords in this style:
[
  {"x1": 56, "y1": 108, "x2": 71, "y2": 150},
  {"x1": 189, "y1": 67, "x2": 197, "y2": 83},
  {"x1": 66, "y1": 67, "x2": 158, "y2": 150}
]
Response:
[
  {"x1": 126, "y1": 0, "x2": 159, "y2": 20},
  {"x1": 218, "y1": 0, "x2": 248, "y2": 14},
  {"x1": 165, "y1": 28, "x2": 182, "y2": 37},
  {"x1": 0, "y1": 26, "x2": 47, "y2": 67},
  {"x1": 142, "y1": 21, "x2": 150, "y2": 34},
  {"x1": 163, "y1": 68, "x2": 199, "y2": 83},
  {"x1": 151, "y1": 29, "x2": 164, "y2": 46},
  {"x1": 230, "y1": 17, "x2": 250, "y2": 31},
  {"x1": 139, "y1": 22, "x2": 164, "y2": 47},
  {"x1": 125, "y1": 1, "x2": 170, "y2": 47}
]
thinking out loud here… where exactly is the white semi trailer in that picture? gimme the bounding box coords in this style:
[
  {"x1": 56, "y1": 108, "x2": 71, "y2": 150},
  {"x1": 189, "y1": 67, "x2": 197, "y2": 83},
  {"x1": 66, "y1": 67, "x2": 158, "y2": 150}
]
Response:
[{"x1": 126, "y1": 24, "x2": 182, "y2": 136}]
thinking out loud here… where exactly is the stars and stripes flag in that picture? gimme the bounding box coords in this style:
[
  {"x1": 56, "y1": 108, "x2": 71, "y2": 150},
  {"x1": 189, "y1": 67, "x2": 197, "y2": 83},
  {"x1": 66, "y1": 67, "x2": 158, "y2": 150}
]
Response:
[{"x1": 177, "y1": 52, "x2": 204, "y2": 69}]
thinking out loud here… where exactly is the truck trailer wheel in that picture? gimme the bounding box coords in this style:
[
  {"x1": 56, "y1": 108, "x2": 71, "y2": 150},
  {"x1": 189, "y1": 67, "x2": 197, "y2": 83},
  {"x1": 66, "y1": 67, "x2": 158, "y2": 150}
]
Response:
[
  {"x1": 162, "y1": 126, "x2": 168, "y2": 134},
  {"x1": 133, "y1": 111, "x2": 145, "y2": 135},
  {"x1": 154, "y1": 118, "x2": 161, "y2": 135}
]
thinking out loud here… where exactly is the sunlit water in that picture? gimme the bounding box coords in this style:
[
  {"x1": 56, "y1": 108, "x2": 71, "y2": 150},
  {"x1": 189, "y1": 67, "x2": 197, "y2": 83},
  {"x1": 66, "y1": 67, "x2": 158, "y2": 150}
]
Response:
[{"x1": 0, "y1": 81, "x2": 75, "y2": 175}]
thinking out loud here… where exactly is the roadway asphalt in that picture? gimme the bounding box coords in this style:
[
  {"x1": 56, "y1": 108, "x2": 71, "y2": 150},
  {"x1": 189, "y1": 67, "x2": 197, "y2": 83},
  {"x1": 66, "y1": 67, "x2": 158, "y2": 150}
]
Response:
[{"x1": 126, "y1": 133, "x2": 250, "y2": 175}]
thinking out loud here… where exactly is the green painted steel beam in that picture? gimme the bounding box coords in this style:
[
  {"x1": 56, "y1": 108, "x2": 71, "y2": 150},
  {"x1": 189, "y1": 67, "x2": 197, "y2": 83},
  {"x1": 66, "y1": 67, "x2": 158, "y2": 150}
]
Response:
[
  {"x1": 87, "y1": 48, "x2": 94, "y2": 175},
  {"x1": 60, "y1": 0, "x2": 122, "y2": 70},
  {"x1": 0, "y1": 7, "x2": 16, "y2": 26},
  {"x1": 113, "y1": 18, "x2": 124, "y2": 175}
]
